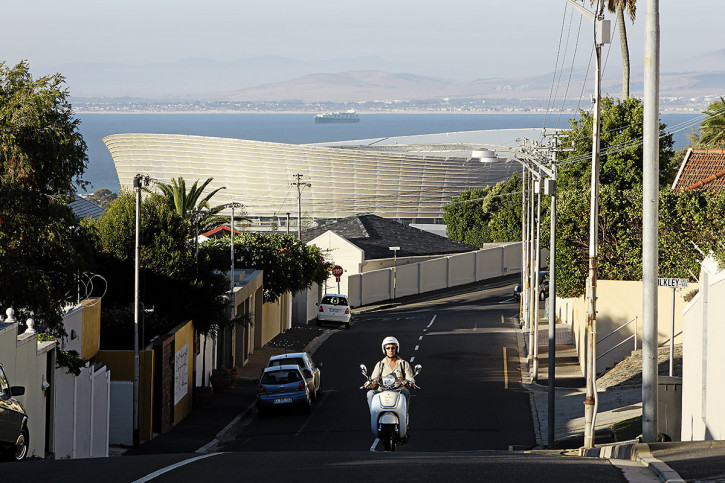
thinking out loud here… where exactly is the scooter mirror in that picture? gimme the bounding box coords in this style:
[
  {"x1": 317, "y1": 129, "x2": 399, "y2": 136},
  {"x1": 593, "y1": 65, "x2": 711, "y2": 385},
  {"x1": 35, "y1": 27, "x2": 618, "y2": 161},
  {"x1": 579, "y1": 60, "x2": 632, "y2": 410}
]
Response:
[
  {"x1": 359, "y1": 364, "x2": 368, "y2": 377},
  {"x1": 414, "y1": 364, "x2": 422, "y2": 376}
]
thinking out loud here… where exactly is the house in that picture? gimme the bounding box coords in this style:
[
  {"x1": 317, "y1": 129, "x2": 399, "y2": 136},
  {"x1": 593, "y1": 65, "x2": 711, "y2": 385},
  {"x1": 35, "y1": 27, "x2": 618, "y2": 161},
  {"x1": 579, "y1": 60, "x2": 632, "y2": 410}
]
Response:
[
  {"x1": 295, "y1": 214, "x2": 480, "y2": 323},
  {"x1": 672, "y1": 148, "x2": 725, "y2": 193}
]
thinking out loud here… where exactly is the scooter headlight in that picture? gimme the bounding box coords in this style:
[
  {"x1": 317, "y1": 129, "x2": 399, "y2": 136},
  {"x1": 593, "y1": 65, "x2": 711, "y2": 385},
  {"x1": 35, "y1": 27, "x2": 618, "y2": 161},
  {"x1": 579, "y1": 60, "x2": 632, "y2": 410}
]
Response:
[{"x1": 382, "y1": 374, "x2": 396, "y2": 387}]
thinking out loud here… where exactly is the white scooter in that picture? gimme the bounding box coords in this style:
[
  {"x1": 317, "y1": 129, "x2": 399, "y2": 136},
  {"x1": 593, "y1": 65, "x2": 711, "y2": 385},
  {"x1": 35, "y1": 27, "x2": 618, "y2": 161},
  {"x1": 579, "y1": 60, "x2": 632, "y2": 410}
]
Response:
[{"x1": 360, "y1": 363, "x2": 421, "y2": 451}]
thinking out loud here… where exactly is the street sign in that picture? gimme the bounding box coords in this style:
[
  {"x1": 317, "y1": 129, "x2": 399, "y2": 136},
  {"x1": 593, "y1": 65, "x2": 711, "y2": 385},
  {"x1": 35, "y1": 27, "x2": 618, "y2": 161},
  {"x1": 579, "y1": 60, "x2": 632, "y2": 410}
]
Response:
[
  {"x1": 657, "y1": 278, "x2": 688, "y2": 288},
  {"x1": 332, "y1": 265, "x2": 344, "y2": 278}
]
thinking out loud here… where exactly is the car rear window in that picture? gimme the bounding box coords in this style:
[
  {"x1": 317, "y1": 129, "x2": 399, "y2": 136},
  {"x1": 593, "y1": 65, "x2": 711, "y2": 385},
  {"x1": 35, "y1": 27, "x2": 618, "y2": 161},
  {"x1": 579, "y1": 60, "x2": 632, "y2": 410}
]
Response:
[
  {"x1": 321, "y1": 296, "x2": 348, "y2": 306},
  {"x1": 269, "y1": 358, "x2": 305, "y2": 368},
  {"x1": 261, "y1": 370, "x2": 302, "y2": 384}
]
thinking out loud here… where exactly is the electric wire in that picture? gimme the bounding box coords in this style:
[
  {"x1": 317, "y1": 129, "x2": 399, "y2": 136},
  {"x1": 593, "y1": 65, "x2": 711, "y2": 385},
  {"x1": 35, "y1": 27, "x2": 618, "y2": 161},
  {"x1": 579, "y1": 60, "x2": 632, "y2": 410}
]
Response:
[{"x1": 542, "y1": 1, "x2": 571, "y2": 136}]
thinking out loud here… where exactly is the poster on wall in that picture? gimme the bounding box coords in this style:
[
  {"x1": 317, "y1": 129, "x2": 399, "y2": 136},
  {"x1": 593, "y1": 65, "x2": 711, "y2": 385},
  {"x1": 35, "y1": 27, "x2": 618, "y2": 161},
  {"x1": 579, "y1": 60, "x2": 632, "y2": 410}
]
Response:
[{"x1": 174, "y1": 344, "x2": 189, "y2": 405}]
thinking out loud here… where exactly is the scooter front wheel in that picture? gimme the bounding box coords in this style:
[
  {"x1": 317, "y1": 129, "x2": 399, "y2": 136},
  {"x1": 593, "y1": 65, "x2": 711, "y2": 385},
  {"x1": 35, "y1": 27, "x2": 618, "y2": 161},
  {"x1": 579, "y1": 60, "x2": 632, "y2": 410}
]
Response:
[{"x1": 381, "y1": 426, "x2": 396, "y2": 452}]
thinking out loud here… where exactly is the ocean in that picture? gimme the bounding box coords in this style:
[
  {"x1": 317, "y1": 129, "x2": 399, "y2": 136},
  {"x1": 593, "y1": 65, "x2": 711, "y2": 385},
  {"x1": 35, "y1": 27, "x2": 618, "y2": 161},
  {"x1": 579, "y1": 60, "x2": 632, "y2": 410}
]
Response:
[{"x1": 77, "y1": 112, "x2": 702, "y2": 193}]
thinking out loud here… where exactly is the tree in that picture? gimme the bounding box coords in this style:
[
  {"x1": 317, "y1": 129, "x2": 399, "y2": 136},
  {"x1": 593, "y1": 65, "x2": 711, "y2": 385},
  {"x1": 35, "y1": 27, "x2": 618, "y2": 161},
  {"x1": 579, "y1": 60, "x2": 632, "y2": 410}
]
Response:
[
  {"x1": 86, "y1": 188, "x2": 117, "y2": 209},
  {"x1": 443, "y1": 172, "x2": 524, "y2": 246},
  {"x1": 595, "y1": 0, "x2": 637, "y2": 99},
  {"x1": 557, "y1": 96, "x2": 676, "y2": 192},
  {"x1": 0, "y1": 61, "x2": 91, "y2": 334},
  {"x1": 698, "y1": 97, "x2": 725, "y2": 147},
  {"x1": 85, "y1": 190, "x2": 229, "y2": 345},
  {"x1": 202, "y1": 233, "x2": 332, "y2": 303},
  {"x1": 154, "y1": 177, "x2": 228, "y2": 233}
]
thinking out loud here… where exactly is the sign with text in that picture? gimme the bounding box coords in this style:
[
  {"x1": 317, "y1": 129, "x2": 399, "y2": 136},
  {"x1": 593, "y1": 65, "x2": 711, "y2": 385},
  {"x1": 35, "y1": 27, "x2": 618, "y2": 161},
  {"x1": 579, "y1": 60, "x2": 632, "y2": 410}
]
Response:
[{"x1": 657, "y1": 278, "x2": 689, "y2": 288}]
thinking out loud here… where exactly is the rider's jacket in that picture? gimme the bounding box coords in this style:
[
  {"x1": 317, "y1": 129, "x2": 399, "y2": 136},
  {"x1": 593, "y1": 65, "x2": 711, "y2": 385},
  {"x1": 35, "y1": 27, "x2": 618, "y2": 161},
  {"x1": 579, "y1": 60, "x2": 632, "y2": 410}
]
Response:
[{"x1": 370, "y1": 357, "x2": 415, "y2": 386}]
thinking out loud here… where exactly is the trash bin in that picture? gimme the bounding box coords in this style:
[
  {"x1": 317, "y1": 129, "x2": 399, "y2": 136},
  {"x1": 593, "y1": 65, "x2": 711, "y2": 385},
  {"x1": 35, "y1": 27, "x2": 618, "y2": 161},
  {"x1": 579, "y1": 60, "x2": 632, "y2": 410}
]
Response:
[{"x1": 657, "y1": 376, "x2": 682, "y2": 441}]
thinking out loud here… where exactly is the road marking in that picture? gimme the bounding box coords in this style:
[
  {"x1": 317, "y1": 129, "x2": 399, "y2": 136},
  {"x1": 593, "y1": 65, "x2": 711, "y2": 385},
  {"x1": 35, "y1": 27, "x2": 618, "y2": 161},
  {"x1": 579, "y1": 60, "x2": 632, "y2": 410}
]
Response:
[
  {"x1": 370, "y1": 438, "x2": 380, "y2": 452},
  {"x1": 427, "y1": 315, "x2": 437, "y2": 328},
  {"x1": 414, "y1": 345, "x2": 419, "y2": 351},
  {"x1": 503, "y1": 346, "x2": 509, "y2": 389},
  {"x1": 419, "y1": 336, "x2": 423, "y2": 341},
  {"x1": 295, "y1": 391, "x2": 329, "y2": 437},
  {"x1": 410, "y1": 357, "x2": 415, "y2": 362},
  {"x1": 133, "y1": 453, "x2": 222, "y2": 482},
  {"x1": 501, "y1": 314, "x2": 505, "y2": 324}
]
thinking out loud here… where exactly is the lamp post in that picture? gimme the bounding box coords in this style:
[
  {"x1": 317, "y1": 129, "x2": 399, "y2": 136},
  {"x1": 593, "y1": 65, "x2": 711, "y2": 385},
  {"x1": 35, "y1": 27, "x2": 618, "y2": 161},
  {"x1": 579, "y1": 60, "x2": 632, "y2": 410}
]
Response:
[
  {"x1": 389, "y1": 247, "x2": 400, "y2": 299},
  {"x1": 132, "y1": 173, "x2": 150, "y2": 448}
]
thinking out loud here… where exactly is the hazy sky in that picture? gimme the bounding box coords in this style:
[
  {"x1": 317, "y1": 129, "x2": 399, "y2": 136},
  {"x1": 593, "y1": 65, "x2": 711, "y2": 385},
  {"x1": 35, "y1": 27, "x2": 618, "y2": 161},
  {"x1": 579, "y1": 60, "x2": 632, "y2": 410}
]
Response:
[{"x1": 3, "y1": 0, "x2": 723, "y2": 82}]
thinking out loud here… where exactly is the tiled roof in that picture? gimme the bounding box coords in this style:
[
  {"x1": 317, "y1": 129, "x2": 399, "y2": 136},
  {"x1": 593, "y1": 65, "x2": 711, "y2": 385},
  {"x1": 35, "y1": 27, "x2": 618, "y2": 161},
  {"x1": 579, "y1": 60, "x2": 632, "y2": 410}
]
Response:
[
  {"x1": 201, "y1": 226, "x2": 242, "y2": 239},
  {"x1": 672, "y1": 148, "x2": 725, "y2": 193},
  {"x1": 303, "y1": 214, "x2": 479, "y2": 260},
  {"x1": 69, "y1": 195, "x2": 105, "y2": 220}
]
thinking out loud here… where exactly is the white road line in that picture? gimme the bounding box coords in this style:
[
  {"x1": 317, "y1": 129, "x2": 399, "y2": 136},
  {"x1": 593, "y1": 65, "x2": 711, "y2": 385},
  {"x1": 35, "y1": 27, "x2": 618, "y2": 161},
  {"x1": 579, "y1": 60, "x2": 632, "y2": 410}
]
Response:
[
  {"x1": 295, "y1": 391, "x2": 329, "y2": 437},
  {"x1": 419, "y1": 336, "x2": 423, "y2": 341},
  {"x1": 370, "y1": 438, "x2": 380, "y2": 452},
  {"x1": 410, "y1": 356, "x2": 415, "y2": 363},
  {"x1": 503, "y1": 346, "x2": 509, "y2": 389},
  {"x1": 414, "y1": 345, "x2": 419, "y2": 351},
  {"x1": 133, "y1": 453, "x2": 222, "y2": 483},
  {"x1": 426, "y1": 315, "x2": 437, "y2": 328}
]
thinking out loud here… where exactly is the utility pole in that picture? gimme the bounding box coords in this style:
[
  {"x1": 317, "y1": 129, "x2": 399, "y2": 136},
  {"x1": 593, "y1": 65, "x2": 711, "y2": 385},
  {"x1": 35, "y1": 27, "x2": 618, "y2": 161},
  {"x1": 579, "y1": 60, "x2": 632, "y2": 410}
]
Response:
[
  {"x1": 520, "y1": 166, "x2": 527, "y2": 328},
  {"x1": 642, "y1": 0, "x2": 660, "y2": 443},
  {"x1": 567, "y1": 0, "x2": 610, "y2": 449},
  {"x1": 291, "y1": 174, "x2": 311, "y2": 239}
]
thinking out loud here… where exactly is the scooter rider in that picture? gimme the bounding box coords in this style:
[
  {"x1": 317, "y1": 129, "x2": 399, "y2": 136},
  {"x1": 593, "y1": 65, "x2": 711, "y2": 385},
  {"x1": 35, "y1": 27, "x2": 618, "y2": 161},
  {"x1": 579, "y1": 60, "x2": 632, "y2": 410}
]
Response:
[{"x1": 364, "y1": 336, "x2": 415, "y2": 407}]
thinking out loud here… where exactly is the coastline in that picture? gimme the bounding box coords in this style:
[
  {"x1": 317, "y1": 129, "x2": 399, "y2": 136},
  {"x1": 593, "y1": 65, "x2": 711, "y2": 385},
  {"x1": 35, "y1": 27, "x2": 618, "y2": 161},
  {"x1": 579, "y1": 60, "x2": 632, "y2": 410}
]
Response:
[{"x1": 74, "y1": 108, "x2": 701, "y2": 115}]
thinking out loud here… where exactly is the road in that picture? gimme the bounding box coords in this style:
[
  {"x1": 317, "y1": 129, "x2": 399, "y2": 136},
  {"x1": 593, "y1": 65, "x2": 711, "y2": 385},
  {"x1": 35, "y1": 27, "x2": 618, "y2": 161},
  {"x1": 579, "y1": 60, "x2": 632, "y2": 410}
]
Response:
[
  {"x1": 225, "y1": 283, "x2": 534, "y2": 453},
  {"x1": 0, "y1": 283, "x2": 638, "y2": 482}
]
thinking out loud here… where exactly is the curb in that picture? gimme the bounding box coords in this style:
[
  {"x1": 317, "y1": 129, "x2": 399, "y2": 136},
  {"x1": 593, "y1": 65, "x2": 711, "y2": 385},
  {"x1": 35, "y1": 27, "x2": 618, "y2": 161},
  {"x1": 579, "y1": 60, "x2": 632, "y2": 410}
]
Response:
[
  {"x1": 582, "y1": 443, "x2": 685, "y2": 483},
  {"x1": 196, "y1": 400, "x2": 257, "y2": 454}
]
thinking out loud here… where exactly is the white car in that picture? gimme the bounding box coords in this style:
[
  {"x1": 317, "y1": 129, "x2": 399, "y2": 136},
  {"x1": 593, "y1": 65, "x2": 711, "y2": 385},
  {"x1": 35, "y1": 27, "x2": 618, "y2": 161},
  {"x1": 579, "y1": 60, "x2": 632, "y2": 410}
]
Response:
[
  {"x1": 267, "y1": 352, "x2": 322, "y2": 400},
  {"x1": 316, "y1": 294, "x2": 351, "y2": 328}
]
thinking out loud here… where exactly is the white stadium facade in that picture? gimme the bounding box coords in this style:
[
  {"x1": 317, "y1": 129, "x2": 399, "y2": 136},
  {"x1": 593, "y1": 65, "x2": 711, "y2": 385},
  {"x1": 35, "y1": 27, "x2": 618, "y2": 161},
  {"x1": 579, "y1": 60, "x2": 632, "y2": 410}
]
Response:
[{"x1": 104, "y1": 129, "x2": 541, "y2": 227}]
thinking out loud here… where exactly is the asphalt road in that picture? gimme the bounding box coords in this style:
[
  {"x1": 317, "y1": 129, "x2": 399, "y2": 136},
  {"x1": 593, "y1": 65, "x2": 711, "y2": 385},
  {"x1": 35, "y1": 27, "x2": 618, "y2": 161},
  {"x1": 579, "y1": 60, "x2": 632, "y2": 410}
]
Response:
[{"x1": 0, "y1": 284, "x2": 635, "y2": 482}]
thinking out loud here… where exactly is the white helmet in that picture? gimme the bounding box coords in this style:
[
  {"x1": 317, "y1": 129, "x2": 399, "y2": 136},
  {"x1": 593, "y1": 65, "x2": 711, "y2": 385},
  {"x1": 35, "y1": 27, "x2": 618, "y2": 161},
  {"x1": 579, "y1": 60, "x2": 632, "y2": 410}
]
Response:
[{"x1": 381, "y1": 336, "x2": 400, "y2": 355}]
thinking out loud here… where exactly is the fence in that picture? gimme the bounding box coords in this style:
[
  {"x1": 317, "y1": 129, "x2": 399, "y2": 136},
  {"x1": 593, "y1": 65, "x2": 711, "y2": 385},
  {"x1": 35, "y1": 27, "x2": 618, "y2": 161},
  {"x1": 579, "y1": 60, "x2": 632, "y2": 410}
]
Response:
[{"x1": 347, "y1": 243, "x2": 521, "y2": 307}]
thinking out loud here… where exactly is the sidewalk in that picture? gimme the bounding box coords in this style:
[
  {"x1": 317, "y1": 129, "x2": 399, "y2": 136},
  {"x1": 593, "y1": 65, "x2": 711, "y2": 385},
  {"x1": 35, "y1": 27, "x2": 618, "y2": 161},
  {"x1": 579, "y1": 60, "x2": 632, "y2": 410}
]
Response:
[
  {"x1": 521, "y1": 311, "x2": 725, "y2": 483},
  {"x1": 119, "y1": 325, "x2": 333, "y2": 456}
]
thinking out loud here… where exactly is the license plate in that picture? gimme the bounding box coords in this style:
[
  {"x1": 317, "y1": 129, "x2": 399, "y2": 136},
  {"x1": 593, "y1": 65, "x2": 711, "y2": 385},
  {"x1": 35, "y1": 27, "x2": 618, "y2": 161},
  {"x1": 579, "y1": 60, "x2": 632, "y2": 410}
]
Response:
[
  {"x1": 274, "y1": 397, "x2": 293, "y2": 404},
  {"x1": 330, "y1": 308, "x2": 340, "y2": 313}
]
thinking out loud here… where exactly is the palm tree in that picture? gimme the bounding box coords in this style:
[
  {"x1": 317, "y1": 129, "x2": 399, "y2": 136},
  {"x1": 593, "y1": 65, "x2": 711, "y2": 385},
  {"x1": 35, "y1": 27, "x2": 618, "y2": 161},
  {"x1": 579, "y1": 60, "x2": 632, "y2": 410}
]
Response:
[
  {"x1": 699, "y1": 97, "x2": 725, "y2": 147},
  {"x1": 594, "y1": 0, "x2": 636, "y2": 99},
  {"x1": 154, "y1": 177, "x2": 228, "y2": 232}
]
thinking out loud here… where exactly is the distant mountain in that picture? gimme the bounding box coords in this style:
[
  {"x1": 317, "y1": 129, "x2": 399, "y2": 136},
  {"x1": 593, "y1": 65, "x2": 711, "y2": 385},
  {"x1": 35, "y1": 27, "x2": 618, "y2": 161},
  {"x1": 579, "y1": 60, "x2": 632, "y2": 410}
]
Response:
[
  {"x1": 55, "y1": 52, "x2": 724, "y2": 104},
  {"x1": 51, "y1": 55, "x2": 421, "y2": 98}
]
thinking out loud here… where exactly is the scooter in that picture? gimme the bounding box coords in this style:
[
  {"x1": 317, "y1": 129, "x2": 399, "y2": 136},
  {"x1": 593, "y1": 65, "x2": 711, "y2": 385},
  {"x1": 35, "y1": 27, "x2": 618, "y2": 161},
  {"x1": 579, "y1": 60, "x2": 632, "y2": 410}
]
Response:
[{"x1": 359, "y1": 363, "x2": 421, "y2": 451}]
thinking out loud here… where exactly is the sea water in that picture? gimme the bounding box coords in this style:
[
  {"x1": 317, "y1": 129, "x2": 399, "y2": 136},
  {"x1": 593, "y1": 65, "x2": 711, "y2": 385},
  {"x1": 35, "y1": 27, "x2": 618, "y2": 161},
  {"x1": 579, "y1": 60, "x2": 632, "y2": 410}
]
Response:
[{"x1": 77, "y1": 112, "x2": 702, "y2": 193}]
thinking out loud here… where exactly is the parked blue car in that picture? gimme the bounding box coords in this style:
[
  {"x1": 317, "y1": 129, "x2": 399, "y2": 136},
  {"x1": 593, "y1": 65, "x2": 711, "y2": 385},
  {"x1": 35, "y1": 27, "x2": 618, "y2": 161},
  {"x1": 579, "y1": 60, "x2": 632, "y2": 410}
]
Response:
[{"x1": 257, "y1": 365, "x2": 312, "y2": 416}]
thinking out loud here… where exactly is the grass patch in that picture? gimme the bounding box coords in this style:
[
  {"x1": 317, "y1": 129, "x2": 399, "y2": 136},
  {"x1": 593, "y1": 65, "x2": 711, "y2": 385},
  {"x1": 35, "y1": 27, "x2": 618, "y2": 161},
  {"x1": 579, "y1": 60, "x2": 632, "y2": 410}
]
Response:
[{"x1": 611, "y1": 416, "x2": 642, "y2": 442}]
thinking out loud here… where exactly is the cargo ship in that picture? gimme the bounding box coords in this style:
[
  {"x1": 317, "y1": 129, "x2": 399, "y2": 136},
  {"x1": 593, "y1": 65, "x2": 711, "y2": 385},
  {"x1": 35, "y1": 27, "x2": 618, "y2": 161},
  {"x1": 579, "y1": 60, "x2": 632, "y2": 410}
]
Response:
[{"x1": 314, "y1": 110, "x2": 360, "y2": 123}]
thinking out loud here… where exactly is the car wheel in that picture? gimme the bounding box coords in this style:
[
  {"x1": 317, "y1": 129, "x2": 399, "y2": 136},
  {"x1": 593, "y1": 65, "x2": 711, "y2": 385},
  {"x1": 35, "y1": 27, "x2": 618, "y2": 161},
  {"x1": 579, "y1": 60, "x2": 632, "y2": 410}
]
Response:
[{"x1": 12, "y1": 428, "x2": 28, "y2": 461}]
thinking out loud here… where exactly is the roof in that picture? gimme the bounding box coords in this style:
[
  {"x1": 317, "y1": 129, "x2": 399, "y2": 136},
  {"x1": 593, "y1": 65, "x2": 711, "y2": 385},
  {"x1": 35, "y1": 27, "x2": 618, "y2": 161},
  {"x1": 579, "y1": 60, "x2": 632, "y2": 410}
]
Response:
[
  {"x1": 201, "y1": 226, "x2": 242, "y2": 239},
  {"x1": 104, "y1": 133, "x2": 519, "y2": 222},
  {"x1": 303, "y1": 214, "x2": 478, "y2": 259},
  {"x1": 69, "y1": 195, "x2": 105, "y2": 220},
  {"x1": 672, "y1": 148, "x2": 725, "y2": 193}
]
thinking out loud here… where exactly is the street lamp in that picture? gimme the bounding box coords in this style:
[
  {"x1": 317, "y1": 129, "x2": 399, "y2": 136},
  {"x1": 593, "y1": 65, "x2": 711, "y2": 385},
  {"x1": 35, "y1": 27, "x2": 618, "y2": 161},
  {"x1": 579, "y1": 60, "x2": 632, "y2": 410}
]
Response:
[
  {"x1": 389, "y1": 247, "x2": 400, "y2": 299},
  {"x1": 132, "y1": 173, "x2": 151, "y2": 448}
]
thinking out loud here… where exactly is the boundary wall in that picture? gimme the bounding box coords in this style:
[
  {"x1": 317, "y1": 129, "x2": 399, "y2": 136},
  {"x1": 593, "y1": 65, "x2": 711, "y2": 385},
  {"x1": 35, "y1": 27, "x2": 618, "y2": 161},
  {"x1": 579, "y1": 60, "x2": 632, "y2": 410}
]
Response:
[
  {"x1": 682, "y1": 257, "x2": 725, "y2": 441},
  {"x1": 347, "y1": 243, "x2": 521, "y2": 308},
  {"x1": 557, "y1": 279, "x2": 692, "y2": 376}
]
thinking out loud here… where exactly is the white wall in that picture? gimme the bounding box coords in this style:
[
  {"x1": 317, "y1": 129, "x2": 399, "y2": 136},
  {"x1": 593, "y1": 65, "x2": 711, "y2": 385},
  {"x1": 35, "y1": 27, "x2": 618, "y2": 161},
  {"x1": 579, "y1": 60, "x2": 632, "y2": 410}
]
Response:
[
  {"x1": 347, "y1": 243, "x2": 522, "y2": 307},
  {"x1": 309, "y1": 230, "x2": 364, "y2": 297},
  {"x1": 0, "y1": 321, "x2": 55, "y2": 459},
  {"x1": 559, "y1": 280, "x2": 690, "y2": 376},
  {"x1": 109, "y1": 382, "x2": 133, "y2": 446},
  {"x1": 682, "y1": 257, "x2": 725, "y2": 441}
]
